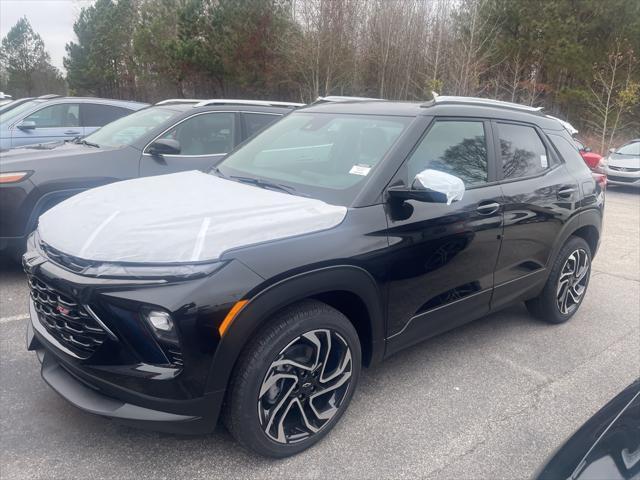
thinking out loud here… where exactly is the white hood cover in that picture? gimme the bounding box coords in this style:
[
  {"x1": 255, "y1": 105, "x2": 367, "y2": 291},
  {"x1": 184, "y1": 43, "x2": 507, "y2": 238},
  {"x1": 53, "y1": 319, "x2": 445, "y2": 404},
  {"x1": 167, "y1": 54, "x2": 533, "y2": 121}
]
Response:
[{"x1": 38, "y1": 171, "x2": 347, "y2": 263}]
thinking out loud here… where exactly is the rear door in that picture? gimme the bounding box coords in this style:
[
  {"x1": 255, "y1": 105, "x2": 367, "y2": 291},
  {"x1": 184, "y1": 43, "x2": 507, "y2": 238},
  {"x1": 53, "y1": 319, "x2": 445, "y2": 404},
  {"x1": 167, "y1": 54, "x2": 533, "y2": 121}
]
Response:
[
  {"x1": 491, "y1": 120, "x2": 579, "y2": 309},
  {"x1": 241, "y1": 112, "x2": 282, "y2": 140},
  {"x1": 12, "y1": 102, "x2": 82, "y2": 146},
  {"x1": 139, "y1": 111, "x2": 238, "y2": 176},
  {"x1": 80, "y1": 103, "x2": 134, "y2": 135}
]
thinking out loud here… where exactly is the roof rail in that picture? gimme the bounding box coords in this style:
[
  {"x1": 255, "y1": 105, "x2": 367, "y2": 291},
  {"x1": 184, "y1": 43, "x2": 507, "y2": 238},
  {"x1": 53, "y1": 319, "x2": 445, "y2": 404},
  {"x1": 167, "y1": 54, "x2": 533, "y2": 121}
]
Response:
[
  {"x1": 155, "y1": 99, "x2": 203, "y2": 105},
  {"x1": 37, "y1": 94, "x2": 63, "y2": 99},
  {"x1": 545, "y1": 115, "x2": 578, "y2": 135},
  {"x1": 193, "y1": 99, "x2": 305, "y2": 108},
  {"x1": 426, "y1": 91, "x2": 543, "y2": 112},
  {"x1": 313, "y1": 95, "x2": 385, "y2": 104}
]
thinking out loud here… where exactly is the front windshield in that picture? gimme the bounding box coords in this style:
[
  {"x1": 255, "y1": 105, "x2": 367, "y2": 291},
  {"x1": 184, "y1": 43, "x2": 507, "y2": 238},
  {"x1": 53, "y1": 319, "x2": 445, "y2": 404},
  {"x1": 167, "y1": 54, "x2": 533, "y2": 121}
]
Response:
[
  {"x1": 616, "y1": 142, "x2": 640, "y2": 155},
  {"x1": 217, "y1": 112, "x2": 411, "y2": 206},
  {"x1": 0, "y1": 99, "x2": 41, "y2": 124},
  {"x1": 84, "y1": 106, "x2": 176, "y2": 148}
]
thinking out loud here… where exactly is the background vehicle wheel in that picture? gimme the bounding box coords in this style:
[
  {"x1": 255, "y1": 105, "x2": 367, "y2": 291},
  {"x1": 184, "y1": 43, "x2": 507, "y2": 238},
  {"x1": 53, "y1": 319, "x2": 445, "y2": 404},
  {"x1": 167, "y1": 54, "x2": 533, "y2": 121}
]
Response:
[
  {"x1": 526, "y1": 236, "x2": 592, "y2": 324},
  {"x1": 222, "y1": 299, "x2": 361, "y2": 457}
]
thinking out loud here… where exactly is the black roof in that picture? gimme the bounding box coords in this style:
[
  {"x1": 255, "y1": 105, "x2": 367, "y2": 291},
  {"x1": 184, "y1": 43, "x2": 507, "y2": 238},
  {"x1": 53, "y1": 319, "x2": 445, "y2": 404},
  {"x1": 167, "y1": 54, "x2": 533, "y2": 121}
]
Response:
[{"x1": 301, "y1": 99, "x2": 565, "y2": 131}]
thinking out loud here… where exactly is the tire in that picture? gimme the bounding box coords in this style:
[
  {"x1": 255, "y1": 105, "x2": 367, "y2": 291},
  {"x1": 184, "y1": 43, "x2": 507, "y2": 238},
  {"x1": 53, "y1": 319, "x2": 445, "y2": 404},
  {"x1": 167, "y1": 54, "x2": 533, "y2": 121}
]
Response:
[
  {"x1": 222, "y1": 299, "x2": 361, "y2": 457},
  {"x1": 526, "y1": 236, "x2": 592, "y2": 324}
]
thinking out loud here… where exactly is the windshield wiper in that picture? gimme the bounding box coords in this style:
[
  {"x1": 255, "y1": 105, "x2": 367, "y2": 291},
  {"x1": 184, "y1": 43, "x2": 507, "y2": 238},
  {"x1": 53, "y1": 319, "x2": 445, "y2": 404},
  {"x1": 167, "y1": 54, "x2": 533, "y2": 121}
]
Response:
[
  {"x1": 229, "y1": 175, "x2": 306, "y2": 197},
  {"x1": 76, "y1": 139, "x2": 100, "y2": 148}
]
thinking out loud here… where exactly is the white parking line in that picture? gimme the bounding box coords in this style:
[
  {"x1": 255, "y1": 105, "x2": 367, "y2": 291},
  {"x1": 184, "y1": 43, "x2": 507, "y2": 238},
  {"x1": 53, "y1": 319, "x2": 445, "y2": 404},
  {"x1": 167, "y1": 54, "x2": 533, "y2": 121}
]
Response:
[{"x1": 0, "y1": 313, "x2": 29, "y2": 324}]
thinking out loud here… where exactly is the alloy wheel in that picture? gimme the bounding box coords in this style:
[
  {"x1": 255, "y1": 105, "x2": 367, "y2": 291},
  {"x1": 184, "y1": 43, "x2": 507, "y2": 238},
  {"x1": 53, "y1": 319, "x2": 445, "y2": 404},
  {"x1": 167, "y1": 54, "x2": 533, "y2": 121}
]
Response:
[
  {"x1": 556, "y1": 248, "x2": 590, "y2": 315},
  {"x1": 257, "y1": 329, "x2": 353, "y2": 444}
]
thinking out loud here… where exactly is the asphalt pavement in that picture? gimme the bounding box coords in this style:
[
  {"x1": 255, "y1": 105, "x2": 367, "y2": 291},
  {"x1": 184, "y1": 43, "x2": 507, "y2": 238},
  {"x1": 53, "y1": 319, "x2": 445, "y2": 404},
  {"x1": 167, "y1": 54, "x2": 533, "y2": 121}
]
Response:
[{"x1": 1, "y1": 187, "x2": 638, "y2": 479}]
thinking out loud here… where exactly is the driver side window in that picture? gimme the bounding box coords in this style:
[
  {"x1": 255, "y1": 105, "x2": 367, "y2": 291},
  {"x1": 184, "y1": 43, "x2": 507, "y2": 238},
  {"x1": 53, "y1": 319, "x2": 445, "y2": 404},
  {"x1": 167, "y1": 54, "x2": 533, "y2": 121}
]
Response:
[
  {"x1": 406, "y1": 120, "x2": 488, "y2": 186},
  {"x1": 158, "y1": 112, "x2": 234, "y2": 156},
  {"x1": 24, "y1": 103, "x2": 80, "y2": 128}
]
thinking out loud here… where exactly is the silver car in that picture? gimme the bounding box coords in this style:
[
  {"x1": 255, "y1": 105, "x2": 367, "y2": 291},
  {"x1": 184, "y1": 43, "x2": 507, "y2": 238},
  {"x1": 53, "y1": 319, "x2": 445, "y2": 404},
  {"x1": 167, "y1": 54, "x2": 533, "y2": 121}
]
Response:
[{"x1": 604, "y1": 139, "x2": 640, "y2": 188}]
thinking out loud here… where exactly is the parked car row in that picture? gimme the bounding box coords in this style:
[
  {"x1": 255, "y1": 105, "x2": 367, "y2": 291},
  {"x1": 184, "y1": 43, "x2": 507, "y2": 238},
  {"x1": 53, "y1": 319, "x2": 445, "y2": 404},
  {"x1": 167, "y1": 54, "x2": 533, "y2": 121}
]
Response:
[
  {"x1": 15, "y1": 94, "x2": 607, "y2": 457},
  {"x1": 0, "y1": 94, "x2": 147, "y2": 150},
  {"x1": 0, "y1": 98, "x2": 302, "y2": 258}
]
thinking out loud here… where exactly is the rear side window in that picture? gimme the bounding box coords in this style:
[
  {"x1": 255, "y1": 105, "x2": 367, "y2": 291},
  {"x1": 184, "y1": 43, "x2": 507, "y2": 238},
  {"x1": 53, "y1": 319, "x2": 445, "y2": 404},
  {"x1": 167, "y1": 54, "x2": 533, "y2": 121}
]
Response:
[
  {"x1": 81, "y1": 104, "x2": 132, "y2": 127},
  {"x1": 498, "y1": 123, "x2": 551, "y2": 179},
  {"x1": 406, "y1": 120, "x2": 488, "y2": 186},
  {"x1": 24, "y1": 103, "x2": 80, "y2": 128},
  {"x1": 244, "y1": 113, "x2": 280, "y2": 138},
  {"x1": 548, "y1": 134, "x2": 585, "y2": 166},
  {"x1": 158, "y1": 112, "x2": 235, "y2": 155}
]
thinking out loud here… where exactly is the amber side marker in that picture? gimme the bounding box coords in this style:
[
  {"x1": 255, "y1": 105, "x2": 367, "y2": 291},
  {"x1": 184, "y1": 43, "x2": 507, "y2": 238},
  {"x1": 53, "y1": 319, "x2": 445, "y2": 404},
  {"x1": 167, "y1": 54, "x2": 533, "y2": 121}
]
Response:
[{"x1": 218, "y1": 299, "x2": 248, "y2": 337}]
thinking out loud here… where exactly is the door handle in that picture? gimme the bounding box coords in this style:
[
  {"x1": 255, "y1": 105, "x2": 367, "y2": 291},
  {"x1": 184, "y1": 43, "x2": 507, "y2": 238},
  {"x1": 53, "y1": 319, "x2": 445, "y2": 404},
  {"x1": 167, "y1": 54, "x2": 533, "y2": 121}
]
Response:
[
  {"x1": 64, "y1": 130, "x2": 81, "y2": 135},
  {"x1": 476, "y1": 202, "x2": 501, "y2": 215},
  {"x1": 557, "y1": 187, "x2": 576, "y2": 199}
]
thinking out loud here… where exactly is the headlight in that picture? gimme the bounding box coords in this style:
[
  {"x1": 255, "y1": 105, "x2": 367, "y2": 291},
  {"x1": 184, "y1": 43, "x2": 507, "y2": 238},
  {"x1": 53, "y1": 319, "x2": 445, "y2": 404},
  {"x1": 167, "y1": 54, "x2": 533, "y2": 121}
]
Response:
[{"x1": 82, "y1": 260, "x2": 223, "y2": 279}]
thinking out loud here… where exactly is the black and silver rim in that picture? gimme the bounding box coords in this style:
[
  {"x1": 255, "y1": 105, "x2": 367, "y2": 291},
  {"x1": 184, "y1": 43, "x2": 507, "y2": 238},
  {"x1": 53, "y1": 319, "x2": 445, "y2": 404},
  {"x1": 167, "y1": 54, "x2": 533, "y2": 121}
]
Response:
[
  {"x1": 556, "y1": 248, "x2": 590, "y2": 315},
  {"x1": 257, "y1": 329, "x2": 353, "y2": 444}
]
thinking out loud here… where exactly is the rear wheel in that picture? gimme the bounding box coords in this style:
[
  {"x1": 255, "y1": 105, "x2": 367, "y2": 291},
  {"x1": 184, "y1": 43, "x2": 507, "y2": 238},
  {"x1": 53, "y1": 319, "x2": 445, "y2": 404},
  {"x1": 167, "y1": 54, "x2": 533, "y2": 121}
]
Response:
[
  {"x1": 223, "y1": 300, "x2": 361, "y2": 457},
  {"x1": 526, "y1": 236, "x2": 592, "y2": 323}
]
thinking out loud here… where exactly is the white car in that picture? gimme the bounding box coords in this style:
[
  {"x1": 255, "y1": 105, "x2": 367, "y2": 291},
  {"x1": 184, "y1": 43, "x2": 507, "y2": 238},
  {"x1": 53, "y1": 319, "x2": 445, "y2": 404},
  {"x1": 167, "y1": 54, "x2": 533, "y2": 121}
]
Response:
[{"x1": 604, "y1": 140, "x2": 640, "y2": 188}]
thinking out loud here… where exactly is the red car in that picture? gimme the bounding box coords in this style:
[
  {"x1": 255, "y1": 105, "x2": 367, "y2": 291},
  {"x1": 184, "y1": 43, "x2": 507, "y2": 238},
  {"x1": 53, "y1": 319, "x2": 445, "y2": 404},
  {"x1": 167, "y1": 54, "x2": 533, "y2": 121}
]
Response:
[{"x1": 574, "y1": 139, "x2": 603, "y2": 170}]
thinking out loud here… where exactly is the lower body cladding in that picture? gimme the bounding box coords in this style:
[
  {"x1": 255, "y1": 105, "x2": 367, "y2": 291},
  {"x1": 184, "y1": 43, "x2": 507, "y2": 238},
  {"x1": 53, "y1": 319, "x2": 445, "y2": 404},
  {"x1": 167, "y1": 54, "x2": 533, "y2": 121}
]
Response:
[{"x1": 23, "y1": 254, "x2": 265, "y2": 435}]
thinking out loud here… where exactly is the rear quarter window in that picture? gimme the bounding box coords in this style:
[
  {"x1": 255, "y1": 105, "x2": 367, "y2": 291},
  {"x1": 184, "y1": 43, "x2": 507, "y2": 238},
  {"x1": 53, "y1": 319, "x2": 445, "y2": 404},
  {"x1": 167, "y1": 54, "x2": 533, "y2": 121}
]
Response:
[{"x1": 548, "y1": 134, "x2": 586, "y2": 167}]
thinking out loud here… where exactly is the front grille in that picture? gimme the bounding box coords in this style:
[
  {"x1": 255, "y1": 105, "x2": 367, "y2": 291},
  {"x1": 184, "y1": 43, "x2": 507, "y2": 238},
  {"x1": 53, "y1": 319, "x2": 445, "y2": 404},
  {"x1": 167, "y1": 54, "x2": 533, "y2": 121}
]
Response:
[
  {"x1": 608, "y1": 175, "x2": 639, "y2": 183},
  {"x1": 28, "y1": 275, "x2": 107, "y2": 358},
  {"x1": 609, "y1": 165, "x2": 640, "y2": 173}
]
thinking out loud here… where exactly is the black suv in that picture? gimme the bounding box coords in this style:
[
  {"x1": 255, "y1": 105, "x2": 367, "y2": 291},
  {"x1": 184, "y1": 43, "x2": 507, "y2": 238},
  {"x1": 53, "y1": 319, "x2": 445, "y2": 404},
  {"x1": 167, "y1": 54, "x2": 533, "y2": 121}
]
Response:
[
  {"x1": 0, "y1": 99, "x2": 301, "y2": 258},
  {"x1": 24, "y1": 96, "x2": 603, "y2": 457}
]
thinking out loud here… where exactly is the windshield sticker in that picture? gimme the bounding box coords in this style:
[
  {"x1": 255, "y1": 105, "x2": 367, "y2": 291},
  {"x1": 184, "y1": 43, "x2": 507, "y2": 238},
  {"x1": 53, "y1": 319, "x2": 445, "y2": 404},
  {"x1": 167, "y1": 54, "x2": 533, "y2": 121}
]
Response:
[
  {"x1": 349, "y1": 164, "x2": 371, "y2": 176},
  {"x1": 540, "y1": 155, "x2": 548, "y2": 168}
]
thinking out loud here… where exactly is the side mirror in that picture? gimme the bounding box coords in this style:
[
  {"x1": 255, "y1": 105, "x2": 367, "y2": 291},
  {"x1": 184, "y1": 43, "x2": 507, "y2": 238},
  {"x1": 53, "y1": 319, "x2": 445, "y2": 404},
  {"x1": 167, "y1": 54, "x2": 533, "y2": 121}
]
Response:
[
  {"x1": 17, "y1": 120, "x2": 36, "y2": 130},
  {"x1": 608, "y1": 147, "x2": 616, "y2": 154},
  {"x1": 583, "y1": 147, "x2": 592, "y2": 153},
  {"x1": 147, "y1": 138, "x2": 180, "y2": 156},
  {"x1": 388, "y1": 169, "x2": 465, "y2": 205}
]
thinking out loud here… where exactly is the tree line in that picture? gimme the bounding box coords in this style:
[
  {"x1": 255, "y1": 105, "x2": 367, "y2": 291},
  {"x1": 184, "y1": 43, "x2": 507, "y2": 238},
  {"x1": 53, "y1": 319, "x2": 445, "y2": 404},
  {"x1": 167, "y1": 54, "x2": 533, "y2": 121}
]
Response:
[{"x1": 1, "y1": 0, "x2": 638, "y2": 151}]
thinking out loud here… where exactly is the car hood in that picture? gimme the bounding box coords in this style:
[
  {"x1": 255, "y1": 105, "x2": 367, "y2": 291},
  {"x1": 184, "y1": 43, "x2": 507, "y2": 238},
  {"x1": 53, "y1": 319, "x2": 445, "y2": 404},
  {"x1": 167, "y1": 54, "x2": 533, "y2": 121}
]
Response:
[
  {"x1": 37, "y1": 170, "x2": 347, "y2": 264},
  {"x1": 0, "y1": 141, "x2": 110, "y2": 168},
  {"x1": 608, "y1": 155, "x2": 640, "y2": 168}
]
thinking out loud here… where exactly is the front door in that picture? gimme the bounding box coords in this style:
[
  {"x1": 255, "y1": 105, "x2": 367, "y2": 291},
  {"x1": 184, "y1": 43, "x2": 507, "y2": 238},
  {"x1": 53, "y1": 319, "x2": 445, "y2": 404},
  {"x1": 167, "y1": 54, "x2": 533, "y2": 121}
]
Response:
[
  {"x1": 13, "y1": 103, "x2": 82, "y2": 147},
  {"x1": 384, "y1": 118, "x2": 504, "y2": 354},
  {"x1": 139, "y1": 112, "x2": 238, "y2": 176}
]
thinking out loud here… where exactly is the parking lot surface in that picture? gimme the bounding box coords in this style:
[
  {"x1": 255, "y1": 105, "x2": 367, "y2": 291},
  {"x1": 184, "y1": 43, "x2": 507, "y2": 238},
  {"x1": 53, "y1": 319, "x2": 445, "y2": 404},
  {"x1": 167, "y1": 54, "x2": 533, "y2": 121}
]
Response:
[{"x1": 1, "y1": 187, "x2": 638, "y2": 479}]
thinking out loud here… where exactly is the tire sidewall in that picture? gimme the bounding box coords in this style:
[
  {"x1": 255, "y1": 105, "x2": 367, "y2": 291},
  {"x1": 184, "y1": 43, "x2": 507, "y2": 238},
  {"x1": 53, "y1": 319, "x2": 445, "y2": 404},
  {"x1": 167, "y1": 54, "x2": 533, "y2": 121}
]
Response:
[{"x1": 548, "y1": 237, "x2": 592, "y2": 323}]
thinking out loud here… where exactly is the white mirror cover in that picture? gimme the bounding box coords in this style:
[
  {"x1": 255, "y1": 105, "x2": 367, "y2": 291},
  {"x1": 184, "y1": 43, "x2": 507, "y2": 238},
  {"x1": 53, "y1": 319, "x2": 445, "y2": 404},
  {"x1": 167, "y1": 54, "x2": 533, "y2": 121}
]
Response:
[
  {"x1": 37, "y1": 171, "x2": 347, "y2": 263},
  {"x1": 413, "y1": 169, "x2": 465, "y2": 205}
]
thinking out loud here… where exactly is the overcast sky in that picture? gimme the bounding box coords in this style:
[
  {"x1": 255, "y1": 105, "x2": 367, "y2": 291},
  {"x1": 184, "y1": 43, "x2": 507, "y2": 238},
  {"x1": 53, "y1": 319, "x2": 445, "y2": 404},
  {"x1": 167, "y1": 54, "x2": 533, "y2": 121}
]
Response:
[{"x1": 1, "y1": 0, "x2": 95, "y2": 72}]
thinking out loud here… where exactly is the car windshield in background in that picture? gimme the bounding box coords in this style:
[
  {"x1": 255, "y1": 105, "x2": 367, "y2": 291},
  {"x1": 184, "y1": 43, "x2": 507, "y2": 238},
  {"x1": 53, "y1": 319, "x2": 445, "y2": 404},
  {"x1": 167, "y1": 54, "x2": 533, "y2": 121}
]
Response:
[
  {"x1": 83, "y1": 106, "x2": 176, "y2": 148},
  {"x1": 217, "y1": 112, "x2": 411, "y2": 205},
  {"x1": 0, "y1": 100, "x2": 41, "y2": 124},
  {"x1": 615, "y1": 142, "x2": 640, "y2": 155}
]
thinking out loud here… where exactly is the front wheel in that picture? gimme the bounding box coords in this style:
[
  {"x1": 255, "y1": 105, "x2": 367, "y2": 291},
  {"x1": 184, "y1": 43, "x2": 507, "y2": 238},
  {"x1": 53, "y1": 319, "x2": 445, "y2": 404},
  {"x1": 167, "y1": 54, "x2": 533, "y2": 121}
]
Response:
[
  {"x1": 223, "y1": 300, "x2": 361, "y2": 457},
  {"x1": 526, "y1": 236, "x2": 592, "y2": 323}
]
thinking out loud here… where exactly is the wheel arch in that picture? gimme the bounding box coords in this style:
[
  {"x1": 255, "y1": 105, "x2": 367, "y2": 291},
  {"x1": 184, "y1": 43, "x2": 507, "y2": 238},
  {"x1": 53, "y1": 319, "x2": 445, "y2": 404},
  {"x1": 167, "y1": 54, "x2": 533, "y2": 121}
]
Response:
[
  {"x1": 548, "y1": 209, "x2": 602, "y2": 268},
  {"x1": 205, "y1": 265, "x2": 386, "y2": 394}
]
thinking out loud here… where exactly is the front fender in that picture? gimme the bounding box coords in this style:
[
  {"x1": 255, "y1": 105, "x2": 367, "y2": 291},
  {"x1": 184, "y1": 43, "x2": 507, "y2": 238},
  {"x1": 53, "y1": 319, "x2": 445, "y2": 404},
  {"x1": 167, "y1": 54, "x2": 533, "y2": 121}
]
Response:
[{"x1": 205, "y1": 264, "x2": 386, "y2": 394}]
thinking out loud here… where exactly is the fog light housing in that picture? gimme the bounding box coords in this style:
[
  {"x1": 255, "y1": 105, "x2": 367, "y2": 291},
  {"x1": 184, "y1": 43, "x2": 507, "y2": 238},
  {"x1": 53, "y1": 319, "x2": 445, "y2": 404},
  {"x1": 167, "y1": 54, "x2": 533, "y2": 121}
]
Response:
[{"x1": 142, "y1": 308, "x2": 177, "y2": 343}]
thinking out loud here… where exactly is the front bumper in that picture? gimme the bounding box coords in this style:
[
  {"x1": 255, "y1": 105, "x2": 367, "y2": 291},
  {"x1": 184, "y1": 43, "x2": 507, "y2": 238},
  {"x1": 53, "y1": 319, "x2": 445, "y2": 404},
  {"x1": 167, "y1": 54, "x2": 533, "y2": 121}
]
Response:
[
  {"x1": 27, "y1": 302, "x2": 224, "y2": 434},
  {"x1": 27, "y1": 305, "x2": 223, "y2": 434},
  {"x1": 604, "y1": 167, "x2": 640, "y2": 187}
]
